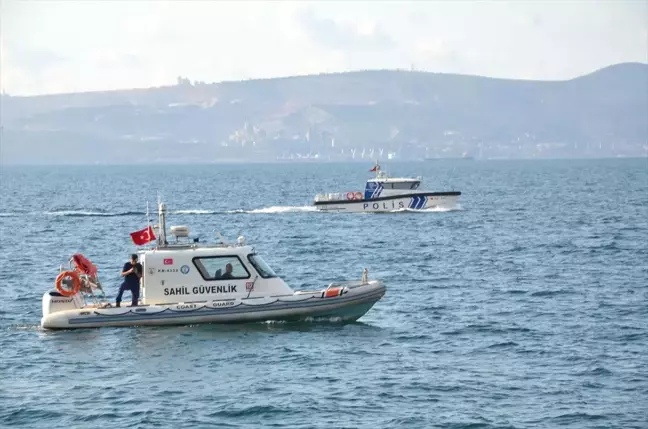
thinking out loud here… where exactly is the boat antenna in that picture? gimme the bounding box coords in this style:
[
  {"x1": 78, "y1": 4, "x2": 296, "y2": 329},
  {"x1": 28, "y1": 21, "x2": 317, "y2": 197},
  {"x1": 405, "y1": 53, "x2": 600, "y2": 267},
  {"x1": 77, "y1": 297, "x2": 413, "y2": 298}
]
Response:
[{"x1": 146, "y1": 200, "x2": 153, "y2": 248}]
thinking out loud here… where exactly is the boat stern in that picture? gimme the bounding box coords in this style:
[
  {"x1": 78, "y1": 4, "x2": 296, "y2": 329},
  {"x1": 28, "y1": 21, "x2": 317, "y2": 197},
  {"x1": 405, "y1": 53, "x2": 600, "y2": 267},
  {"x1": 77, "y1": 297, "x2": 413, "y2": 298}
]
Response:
[{"x1": 41, "y1": 290, "x2": 85, "y2": 328}]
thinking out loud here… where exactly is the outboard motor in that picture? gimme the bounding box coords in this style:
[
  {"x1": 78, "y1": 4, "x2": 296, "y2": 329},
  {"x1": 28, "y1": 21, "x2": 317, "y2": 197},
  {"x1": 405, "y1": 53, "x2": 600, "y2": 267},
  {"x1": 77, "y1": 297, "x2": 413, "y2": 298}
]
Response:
[{"x1": 42, "y1": 290, "x2": 84, "y2": 317}]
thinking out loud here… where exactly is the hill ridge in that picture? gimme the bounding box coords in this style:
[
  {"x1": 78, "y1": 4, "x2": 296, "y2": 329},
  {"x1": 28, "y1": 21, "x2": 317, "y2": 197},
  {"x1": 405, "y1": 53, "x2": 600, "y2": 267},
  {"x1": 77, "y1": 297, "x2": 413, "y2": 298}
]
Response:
[{"x1": 2, "y1": 62, "x2": 646, "y2": 164}]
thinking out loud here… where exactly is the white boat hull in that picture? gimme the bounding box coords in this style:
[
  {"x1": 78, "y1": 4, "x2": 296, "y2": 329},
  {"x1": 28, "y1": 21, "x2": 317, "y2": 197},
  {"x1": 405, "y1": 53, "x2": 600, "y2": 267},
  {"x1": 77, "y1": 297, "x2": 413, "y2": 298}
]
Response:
[
  {"x1": 314, "y1": 193, "x2": 460, "y2": 213},
  {"x1": 41, "y1": 280, "x2": 385, "y2": 329}
]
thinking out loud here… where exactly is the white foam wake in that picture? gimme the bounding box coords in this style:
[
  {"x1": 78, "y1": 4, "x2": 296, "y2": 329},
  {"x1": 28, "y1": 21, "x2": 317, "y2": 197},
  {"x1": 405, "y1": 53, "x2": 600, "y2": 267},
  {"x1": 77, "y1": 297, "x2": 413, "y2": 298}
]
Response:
[
  {"x1": 44, "y1": 210, "x2": 118, "y2": 217},
  {"x1": 173, "y1": 209, "x2": 217, "y2": 215},
  {"x1": 228, "y1": 206, "x2": 318, "y2": 214}
]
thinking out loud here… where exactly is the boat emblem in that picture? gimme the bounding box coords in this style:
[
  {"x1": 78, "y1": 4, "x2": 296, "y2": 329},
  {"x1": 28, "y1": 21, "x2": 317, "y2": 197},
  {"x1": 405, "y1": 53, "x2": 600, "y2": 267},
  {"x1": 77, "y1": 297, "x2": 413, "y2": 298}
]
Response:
[
  {"x1": 180, "y1": 265, "x2": 190, "y2": 274},
  {"x1": 148, "y1": 267, "x2": 155, "y2": 275}
]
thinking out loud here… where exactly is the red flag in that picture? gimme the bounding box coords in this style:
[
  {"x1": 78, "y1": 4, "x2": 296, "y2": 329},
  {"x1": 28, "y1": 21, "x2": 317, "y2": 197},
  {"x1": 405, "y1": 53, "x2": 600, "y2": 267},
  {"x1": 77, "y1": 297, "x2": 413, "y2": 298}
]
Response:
[
  {"x1": 163, "y1": 258, "x2": 174, "y2": 265},
  {"x1": 130, "y1": 225, "x2": 156, "y2": 246},
  {"x1": 369, "y1": 165, "x2": 378, "y2": 172}
]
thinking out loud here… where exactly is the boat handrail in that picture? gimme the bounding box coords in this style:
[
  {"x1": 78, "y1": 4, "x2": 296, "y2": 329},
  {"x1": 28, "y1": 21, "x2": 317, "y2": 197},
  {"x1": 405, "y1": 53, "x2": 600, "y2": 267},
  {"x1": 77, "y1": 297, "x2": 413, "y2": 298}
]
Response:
[
  {"x1": 325, "y1": 282, "x2": 343, "y2": 290},
  {"x1": 149, "y1": 241, "x2": 246, "y2": 252},
  {"x1": 325, "y1": 268, "x2": 369, "y2": 291}
]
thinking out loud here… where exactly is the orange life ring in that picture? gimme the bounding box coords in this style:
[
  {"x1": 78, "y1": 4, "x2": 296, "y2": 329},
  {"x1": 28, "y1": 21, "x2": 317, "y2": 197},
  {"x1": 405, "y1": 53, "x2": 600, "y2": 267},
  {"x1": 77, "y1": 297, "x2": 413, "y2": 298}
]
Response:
[
  {"x1": 55, "y1": 270, "x2": 81, "y2": 297},
  {"x1": 354, "y1": 192, "x2": 363, "y2": 200},
  {"x1": 72, "y1": 253, "x2": 97, "y2": 278},
  {"x1": 346, "y1": 192, "x2": 354, "y2": 200}
]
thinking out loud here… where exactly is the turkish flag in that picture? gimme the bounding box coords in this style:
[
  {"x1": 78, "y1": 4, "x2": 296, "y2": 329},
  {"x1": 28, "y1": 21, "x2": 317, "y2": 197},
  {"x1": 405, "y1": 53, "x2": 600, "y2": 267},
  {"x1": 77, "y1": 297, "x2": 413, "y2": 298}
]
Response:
[
  {"x1": 369, "y1": 165, "x2": 378, "y2": 172},
  {"x1": 130, "y1": 225, "x2": 156, "y2": 246}
]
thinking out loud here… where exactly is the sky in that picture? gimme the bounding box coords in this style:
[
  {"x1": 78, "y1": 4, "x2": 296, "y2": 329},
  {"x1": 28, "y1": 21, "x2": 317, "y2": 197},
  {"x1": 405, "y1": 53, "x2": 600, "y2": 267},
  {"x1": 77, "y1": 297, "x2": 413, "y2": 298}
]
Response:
[{"x1": 1, "y1": 0, "x2": 647, "y2": 96}]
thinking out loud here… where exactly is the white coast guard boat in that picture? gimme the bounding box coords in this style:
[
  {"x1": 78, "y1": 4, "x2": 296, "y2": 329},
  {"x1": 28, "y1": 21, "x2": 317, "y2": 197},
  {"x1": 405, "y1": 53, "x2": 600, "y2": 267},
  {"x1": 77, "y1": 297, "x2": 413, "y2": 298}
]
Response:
[
  {"x1": 313, "y1": 162, "x2": 461, "y2": 213},
  {"x1": 40, "y1": 201, "x2": 386, "y2": 329}
]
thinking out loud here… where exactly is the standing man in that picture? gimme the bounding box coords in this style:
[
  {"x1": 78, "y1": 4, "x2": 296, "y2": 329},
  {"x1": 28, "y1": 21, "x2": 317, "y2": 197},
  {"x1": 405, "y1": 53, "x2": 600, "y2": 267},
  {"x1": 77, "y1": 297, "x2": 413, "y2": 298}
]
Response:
[{"x1": 116, "y1": 254, "x2": 142, "y2": 307}]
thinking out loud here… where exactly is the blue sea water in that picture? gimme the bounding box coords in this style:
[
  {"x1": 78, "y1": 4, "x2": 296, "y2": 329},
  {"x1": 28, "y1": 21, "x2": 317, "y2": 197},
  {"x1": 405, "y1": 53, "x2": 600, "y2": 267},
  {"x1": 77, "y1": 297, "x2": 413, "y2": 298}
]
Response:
[{"x1": 0, "y1": 159, "x2": 647, "y2": 429}]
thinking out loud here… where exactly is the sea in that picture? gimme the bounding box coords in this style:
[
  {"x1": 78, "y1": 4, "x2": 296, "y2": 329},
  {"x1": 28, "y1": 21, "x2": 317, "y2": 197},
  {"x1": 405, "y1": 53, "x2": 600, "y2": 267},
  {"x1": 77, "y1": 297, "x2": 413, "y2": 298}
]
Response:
[{"x1": 0, "y1": 159, "x2": 646, "y2": 429}]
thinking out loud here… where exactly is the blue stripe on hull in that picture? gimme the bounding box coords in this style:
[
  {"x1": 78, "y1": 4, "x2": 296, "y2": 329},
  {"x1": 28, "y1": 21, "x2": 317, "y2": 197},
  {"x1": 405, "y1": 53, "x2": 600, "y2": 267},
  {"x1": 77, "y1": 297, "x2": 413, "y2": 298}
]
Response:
[{"x1": 408, "y1": 195, "x2": 428, "y2": 209}]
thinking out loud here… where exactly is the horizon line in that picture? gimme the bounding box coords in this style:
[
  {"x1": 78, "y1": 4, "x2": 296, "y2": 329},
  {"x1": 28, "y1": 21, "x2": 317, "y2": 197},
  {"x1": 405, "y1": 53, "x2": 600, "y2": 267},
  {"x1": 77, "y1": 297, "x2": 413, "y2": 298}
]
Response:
[{"x1": 2, "y1": 156, "x2": 647, "y2": 168}]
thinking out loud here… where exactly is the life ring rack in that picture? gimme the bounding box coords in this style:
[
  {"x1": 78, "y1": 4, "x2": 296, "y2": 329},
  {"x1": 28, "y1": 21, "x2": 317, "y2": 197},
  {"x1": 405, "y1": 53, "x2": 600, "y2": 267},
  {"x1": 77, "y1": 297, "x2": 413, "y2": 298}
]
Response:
[{"x1": 55, "y1": 253, "x2": 105, "y2": 299}]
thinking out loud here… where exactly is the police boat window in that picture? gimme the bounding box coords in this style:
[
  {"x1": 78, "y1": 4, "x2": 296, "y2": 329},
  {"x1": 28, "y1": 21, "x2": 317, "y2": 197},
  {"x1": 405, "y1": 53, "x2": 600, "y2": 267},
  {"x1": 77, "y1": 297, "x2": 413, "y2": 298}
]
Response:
[
  {"x1": 192, "y1": 256, "x2": 251, "y2": 281},
  {"x1": 247, "y1": 254, "x2": 277, "y2": 278}
]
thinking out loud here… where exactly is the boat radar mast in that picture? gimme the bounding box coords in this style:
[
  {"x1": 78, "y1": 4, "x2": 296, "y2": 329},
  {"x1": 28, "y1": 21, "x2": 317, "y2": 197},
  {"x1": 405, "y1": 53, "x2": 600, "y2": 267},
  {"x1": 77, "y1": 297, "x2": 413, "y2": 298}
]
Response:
[{"x1": 158, "y1": 201, "x2": 168, "y2": 246}]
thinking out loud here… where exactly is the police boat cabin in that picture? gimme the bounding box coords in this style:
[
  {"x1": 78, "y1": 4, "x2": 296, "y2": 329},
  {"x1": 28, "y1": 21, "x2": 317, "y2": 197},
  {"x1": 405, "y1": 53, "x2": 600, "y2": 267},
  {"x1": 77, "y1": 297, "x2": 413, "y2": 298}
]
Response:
[
  {"x1": 313, "y1": 161, "x2": 461, "y2": 213},
  {"x1": 40, "y1": 201, "x2": 386, "y2": 329}
]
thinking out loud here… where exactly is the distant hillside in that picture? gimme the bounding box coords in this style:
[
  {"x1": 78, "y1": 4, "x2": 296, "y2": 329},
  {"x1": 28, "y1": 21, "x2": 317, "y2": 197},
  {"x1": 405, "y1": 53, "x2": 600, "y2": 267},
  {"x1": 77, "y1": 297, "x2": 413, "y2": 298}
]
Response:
[{"x1": 1, "y1": 63, "x2": 647, "y2": 164}]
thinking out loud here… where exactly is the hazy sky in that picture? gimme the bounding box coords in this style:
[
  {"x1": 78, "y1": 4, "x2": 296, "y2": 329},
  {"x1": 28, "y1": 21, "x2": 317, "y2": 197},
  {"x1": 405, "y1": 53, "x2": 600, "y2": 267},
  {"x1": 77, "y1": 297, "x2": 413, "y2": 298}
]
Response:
[{"x1": 1, "y1": 0, "x2": 647, "y2": 96}]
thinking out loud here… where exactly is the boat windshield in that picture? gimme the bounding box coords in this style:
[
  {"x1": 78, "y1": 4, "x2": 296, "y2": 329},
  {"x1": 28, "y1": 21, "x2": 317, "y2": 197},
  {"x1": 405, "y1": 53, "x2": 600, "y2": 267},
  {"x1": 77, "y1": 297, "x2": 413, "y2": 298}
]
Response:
[{"x1": 248, "y1": 254, "x2": 278, "y2": 278}]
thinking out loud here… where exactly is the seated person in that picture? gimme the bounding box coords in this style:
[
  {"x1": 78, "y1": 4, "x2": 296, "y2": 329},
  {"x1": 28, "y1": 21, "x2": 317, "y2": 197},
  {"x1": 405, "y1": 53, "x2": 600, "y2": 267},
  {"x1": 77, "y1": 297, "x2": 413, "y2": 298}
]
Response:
[{"x1": 215, "y1": 263, "x2": 234, "y2": 280}]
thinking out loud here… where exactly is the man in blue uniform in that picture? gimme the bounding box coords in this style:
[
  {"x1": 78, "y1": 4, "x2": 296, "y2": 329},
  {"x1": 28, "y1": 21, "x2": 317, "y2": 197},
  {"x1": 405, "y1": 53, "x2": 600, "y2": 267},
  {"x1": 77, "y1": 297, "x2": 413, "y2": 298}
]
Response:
[{"x1": 116, "y1": 254, "x2": 142, "y2": 307}]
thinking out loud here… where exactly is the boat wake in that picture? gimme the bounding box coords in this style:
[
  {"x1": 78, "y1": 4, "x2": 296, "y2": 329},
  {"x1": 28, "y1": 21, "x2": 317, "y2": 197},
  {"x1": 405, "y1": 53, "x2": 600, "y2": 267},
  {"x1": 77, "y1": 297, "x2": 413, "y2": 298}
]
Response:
[
  {"x1": 227, "y1": 206, "x2": 318, "y2": 214},
  {"x1": 2, "y1": 208, "x2": 315, "y2": 218},
  {"x1": 173, "y1": 209, "x2": 217, "y2": 215},
  {"x1": 46, "y1": 209, "x2": 221, "y2": 217},
  {"x1": 44, "y1": 210, "x2": 145, "y2": 217},
  {"x1": 259, "y1": 316, "x2": 346, "y2": 324},
  {"x1": 1, "y1": 205, "x2": 460, "y2": 218},
  {"x1": 6, "y1": 324, "x2": 43, "y2": 332},
  {"x1": 354, "y1": 205, "x2": 463, "y2": 214}
]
